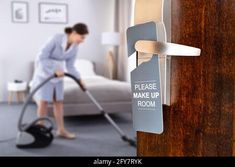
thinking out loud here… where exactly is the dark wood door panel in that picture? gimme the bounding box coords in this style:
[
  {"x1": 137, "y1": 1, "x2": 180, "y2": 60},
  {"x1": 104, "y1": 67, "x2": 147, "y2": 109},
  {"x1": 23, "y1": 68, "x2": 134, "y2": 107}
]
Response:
[{"x1": 137, "y1": 0, "x2": 235, "y2": 156}]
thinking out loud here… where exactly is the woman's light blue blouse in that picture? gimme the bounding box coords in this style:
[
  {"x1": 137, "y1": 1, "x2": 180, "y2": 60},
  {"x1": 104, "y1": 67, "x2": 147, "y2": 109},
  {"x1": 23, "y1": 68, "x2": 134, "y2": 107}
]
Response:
[
  {"x1": 31, "y1": 33, "x2": 81, "y2": 102},
  {"x1": 32, "y1": 33, "x2": 80, "y2": 83}
]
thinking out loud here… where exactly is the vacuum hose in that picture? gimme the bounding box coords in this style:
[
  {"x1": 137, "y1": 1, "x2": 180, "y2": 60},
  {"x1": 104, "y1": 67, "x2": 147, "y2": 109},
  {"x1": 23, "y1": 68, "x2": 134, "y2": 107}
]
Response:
[
  {"x1": 64, "y1": 73, "x2": 86, "y2": 91},
  {"x1": 18, "y1": 75, "x2": 56, "y2": 132},
  {"x1": 18, "y1": 73, "x2": 136, "y2": 147},
  {"x1": 18, "y1": 73, "x2": 86, "y2": 132}
]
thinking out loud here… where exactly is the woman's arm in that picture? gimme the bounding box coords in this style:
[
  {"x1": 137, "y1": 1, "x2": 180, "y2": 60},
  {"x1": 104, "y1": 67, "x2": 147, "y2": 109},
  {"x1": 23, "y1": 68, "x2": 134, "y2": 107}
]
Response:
[
  {"x1": 36, "y1": 35, "x2": 58, "y2": 77},
  {"x1": 65, "y1": 51, "x2": 81, "y2": 79}
]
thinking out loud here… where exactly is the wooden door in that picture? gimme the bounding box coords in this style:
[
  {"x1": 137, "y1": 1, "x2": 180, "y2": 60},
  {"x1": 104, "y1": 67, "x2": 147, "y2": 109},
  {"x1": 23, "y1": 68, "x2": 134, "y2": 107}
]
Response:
[{"x1": 137, "y1": 0, "x2": 235, "y2": 156}]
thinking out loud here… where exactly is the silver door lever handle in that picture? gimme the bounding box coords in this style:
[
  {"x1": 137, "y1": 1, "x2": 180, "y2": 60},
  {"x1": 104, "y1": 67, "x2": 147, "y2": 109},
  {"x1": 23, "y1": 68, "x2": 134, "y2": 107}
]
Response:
[{"x1": 135, "y1": 40, "x2": 201, "y2": 56}]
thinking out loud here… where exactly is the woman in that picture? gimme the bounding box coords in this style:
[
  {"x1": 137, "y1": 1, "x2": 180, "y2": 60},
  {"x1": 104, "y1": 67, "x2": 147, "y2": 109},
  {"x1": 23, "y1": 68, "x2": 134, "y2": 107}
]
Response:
[{"x1": 31, "y1": 23, "x2": 89, "y2": 139}]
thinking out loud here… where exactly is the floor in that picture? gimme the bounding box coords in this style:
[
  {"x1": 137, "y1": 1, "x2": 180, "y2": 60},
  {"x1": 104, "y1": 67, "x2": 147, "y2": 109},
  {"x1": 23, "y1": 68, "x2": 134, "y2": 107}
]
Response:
[{"x1": 0, "y1": 104, "x2": 136, "y2": 156}]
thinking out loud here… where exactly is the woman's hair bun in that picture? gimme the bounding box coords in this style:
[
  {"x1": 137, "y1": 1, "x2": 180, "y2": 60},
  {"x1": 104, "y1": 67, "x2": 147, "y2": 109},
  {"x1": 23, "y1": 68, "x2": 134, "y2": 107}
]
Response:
[
  {"x1": 64, "y1": 27, "x2": 73, "y2": 34},
  {"x1": 64, "y1": 23, "x2": 89, "y2": 35}
]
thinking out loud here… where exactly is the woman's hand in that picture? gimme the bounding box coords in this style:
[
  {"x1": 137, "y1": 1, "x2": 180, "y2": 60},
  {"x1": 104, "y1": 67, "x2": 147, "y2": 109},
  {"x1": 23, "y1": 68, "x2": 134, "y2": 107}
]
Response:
[
  {"x1": 79, "y1": 79, "x2": 86, "y2": 91},
  {"x1": 80, "y1": 80, "x2": 86, "y2": 88},
  {"x1": 55, "y1": 70, "x2": 64, "y2": 78}
]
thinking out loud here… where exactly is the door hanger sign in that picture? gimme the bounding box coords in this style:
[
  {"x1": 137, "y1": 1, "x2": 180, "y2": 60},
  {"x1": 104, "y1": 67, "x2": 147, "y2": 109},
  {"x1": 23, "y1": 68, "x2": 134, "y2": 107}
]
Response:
[{"x1": 127, "y1": 22, "x2": 163, "y2": 134}]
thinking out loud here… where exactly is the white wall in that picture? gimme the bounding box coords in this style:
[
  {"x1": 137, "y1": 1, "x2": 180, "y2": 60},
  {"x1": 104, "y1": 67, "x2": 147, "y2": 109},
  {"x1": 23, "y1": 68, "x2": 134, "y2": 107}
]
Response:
[{"x1": 0, "y1": 0, "x2": 115, "y2": 102}]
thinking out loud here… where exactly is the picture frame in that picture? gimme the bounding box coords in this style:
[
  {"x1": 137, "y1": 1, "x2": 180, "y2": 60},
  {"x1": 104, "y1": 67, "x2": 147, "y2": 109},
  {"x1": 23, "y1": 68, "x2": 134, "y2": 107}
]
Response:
[
  {"x1": 39, "y1": 2, "x2": 68, "y2": 24},
  {"x1": 11, "y1": 1, "x2": 29, "y2": 23}
]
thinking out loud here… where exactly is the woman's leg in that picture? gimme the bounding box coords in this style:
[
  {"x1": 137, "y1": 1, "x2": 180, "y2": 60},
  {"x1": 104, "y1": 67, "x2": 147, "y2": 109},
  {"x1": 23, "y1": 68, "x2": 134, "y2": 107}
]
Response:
[
  {"x1": 53, "y1": 101, "x2": 64, "y2": 131},
  {"x1": 36, "y1": 100, "x2": 48, "y2": 124},
  {"x1": 53, "y1": 101, "x2": 76, "y2": 139}
]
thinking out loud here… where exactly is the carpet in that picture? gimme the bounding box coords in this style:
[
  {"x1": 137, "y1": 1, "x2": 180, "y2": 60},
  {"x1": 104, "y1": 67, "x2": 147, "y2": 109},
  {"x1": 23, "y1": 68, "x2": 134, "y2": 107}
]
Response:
[{"x1": 0, "y1": 104, "x2": 136, "y2": 156}]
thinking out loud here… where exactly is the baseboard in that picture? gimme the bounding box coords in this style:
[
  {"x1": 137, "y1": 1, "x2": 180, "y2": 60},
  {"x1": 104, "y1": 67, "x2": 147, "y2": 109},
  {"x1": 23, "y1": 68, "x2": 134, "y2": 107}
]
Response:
[{"x1": 0, "y1": 101, "x2": 35, "y2": 105}]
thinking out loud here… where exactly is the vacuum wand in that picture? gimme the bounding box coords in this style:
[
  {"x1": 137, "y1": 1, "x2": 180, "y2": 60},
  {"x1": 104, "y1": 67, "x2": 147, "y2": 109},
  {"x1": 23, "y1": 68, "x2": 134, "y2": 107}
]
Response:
[{"x1": 64, "y1": 73, "x2": 136, "y2": 147}]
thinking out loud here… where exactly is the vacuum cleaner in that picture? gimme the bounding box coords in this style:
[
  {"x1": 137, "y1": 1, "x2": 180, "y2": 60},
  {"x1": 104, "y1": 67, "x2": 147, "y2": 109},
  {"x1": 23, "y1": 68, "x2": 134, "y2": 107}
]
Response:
[{"x1": 16, "y1": 73, "x2": 136, "y2": 148}]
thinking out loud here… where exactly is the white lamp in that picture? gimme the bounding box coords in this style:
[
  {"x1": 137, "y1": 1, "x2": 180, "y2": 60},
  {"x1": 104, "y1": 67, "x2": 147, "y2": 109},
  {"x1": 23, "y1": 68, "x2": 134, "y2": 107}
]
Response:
[
  {"x1": 101, "y1": 32, "x2": 120, "y2": 46},
  {"x1": 101, "y1": 32, "x2": 120, "y2": 79}
]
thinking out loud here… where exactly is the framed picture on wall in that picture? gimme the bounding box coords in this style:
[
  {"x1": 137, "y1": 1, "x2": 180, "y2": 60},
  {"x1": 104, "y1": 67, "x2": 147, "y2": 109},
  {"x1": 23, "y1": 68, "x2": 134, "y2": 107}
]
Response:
[
  {"x1": 11, "y1": 1, "x2": 29, "y2": 23},
  {"x1": 39, "y1": 3, "x2": 68, "y2": 24}
]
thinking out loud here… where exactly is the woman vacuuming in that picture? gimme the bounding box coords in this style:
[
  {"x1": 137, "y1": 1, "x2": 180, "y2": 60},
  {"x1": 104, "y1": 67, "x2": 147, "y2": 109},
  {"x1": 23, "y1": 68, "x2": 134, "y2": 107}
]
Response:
[{"x1": 31, "y1": 23, "x2": 89, "y2": 139}]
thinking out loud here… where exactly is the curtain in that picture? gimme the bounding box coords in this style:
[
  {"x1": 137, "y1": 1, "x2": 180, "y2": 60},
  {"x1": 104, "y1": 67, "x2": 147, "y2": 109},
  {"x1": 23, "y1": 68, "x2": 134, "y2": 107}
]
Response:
[{"x1": 116, "y1": 0, "x2": 134, "y2": 81}]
